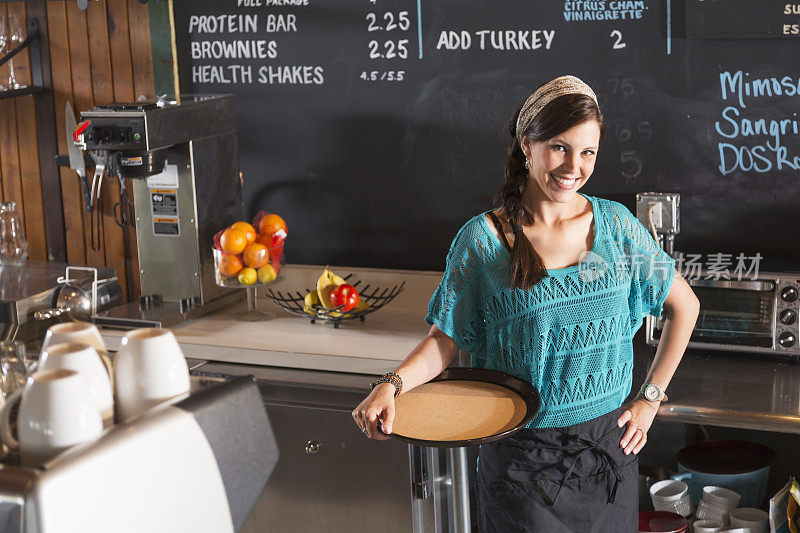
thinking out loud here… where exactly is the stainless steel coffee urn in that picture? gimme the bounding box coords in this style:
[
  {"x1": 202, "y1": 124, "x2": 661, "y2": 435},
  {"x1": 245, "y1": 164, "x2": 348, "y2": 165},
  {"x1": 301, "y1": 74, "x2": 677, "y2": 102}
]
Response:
[{"x1": 73, "y1": 95, "x2": 243, "y2": 328}]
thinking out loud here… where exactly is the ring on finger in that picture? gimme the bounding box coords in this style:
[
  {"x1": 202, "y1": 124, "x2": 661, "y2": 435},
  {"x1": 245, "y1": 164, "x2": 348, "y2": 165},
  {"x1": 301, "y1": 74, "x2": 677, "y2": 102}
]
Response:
[{"x1": 362, "y1": 427, "x2": 368, "y2": 436}]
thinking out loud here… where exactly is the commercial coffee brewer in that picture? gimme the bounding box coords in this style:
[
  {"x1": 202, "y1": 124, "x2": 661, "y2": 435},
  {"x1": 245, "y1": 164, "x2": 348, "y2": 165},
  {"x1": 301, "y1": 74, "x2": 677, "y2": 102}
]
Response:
[{"x1": 73, "y1": 95, "x2": 243, "y2": 328}]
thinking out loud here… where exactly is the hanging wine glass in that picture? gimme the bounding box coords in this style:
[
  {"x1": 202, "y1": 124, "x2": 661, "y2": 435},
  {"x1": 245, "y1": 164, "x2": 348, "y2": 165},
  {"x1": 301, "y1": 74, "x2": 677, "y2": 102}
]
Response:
[
  {"x1": 0, "y1": 11, "x2": 8, "y2": 91},
  {"x1": 7, "y1": 10, "x2": 26, "y2": 90}
]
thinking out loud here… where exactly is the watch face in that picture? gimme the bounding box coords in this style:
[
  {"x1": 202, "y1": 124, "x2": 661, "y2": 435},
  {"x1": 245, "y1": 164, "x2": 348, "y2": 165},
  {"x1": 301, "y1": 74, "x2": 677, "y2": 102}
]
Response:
[{"x1": 644, "y1": 385, "x2": 659, "y2": 401}]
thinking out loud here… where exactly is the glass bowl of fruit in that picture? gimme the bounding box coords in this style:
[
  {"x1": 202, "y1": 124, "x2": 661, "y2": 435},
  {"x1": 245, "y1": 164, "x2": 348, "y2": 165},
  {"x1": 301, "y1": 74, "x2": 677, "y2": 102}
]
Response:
[{"x1": 213, "y1": 213, "x2": 288, "y2": 321}]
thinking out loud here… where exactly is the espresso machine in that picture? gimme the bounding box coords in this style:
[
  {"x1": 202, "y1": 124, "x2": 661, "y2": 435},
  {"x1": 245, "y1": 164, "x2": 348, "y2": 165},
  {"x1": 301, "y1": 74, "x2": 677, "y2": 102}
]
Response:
[
  {"x1": 73, "y1": 95, "x2": 243, "y2": 328},
  {"x1": 0, "y1": 377, "x2": 279, "y2": 533}
]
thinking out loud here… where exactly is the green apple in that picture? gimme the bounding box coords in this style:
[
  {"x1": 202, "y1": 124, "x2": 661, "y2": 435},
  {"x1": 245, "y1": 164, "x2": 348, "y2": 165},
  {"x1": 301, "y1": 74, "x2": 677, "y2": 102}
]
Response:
[
  {"x1": 238, "y1": 267, "x2": 257, "y2": 285},
  {"x1": 258, "y1": 264, "x2": 277, "y2": 284}
]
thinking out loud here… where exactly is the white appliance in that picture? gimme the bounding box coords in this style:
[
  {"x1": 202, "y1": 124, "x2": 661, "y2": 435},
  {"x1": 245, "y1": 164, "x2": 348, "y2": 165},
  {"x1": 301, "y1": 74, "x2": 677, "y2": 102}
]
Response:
[{"x1": 0, "y1": 377, "x2": 278, "y2": 533}]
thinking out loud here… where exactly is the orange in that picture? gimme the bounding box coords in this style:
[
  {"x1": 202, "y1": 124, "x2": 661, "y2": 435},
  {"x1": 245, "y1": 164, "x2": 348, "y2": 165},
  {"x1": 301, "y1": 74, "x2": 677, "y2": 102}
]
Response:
[
  {"x1": 220, "y1": 228, "x2": 248, "y2": 254},
  {"x1": 217, "y1": 253, "x2": 243, "y2": 277},
  {"x1": 256, "y1": 233, "x2": 271, "y2": 247},
  {"x1": 230, "y1": 221, "x2": 256, "y2": 245},
  {"x1": 258, "y1": 213, "x2": 288, "y2": 238},
  {"x1": 242, "y1": 243, "x2": 269, "y2": 269}
]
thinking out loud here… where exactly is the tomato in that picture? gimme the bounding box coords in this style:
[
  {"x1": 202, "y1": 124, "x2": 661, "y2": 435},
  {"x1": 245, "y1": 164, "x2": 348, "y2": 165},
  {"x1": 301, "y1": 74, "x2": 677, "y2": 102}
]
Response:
[{"x1": 329, "y1": 284, "x2": 360, "y2": 312}]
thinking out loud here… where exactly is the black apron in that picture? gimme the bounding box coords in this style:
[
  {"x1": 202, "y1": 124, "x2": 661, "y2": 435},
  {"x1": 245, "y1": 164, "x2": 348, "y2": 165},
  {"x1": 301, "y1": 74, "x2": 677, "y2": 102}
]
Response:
[{"x1": 475, "y1": 407, "x2": 639, "y2": 533}]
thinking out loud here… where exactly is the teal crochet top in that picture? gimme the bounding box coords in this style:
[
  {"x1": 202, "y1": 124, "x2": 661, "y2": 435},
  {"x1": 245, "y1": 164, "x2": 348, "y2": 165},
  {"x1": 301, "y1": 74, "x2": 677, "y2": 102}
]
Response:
[{"x1": 425, "y1": 194, "x2": 676, "y2": 428}]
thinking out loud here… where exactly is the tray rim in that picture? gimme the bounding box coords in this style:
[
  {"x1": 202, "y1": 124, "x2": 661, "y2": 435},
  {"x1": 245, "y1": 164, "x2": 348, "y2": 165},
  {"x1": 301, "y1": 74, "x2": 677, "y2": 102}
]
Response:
[{"x1": 385, "y1": 367, "x2": 541, "y2": 448}]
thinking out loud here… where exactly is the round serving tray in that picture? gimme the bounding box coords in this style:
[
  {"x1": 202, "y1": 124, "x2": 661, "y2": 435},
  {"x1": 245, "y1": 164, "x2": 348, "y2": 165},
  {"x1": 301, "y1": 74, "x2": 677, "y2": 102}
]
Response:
[{"x1": 384, "y1": 367, "x2": 541, "y2": 448}]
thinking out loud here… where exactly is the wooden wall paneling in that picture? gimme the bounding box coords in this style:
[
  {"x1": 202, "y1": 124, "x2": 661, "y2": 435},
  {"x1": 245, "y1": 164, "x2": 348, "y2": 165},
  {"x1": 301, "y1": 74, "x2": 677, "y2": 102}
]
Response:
[
  {"x1": 27, "y1": 1, "x2": 66, "y2": 262},
  {"x1": 0, "y1": 3, "x2": 26, "y2": 238},
  {"x1": 127, "y1": 0, "x2": 154, "y2": 101},
  {"x1": 47, "y1": 0, "x2": 85, "y2": 265},
  {"x1": 86, "y1": 0, "x2": 128, "y2": 299},
  {"x1": 0, "y1": 92, "x2": 23, "y2": 224},
  {"x1": 65, "y1": 2, "x2": 105, "y2": 267},
  {"x1": 9, "y1": 3, "x2": 47, "y2": 261},
  {"x1": 107, "y1": 0, "x2": 138, "y2": 300}
]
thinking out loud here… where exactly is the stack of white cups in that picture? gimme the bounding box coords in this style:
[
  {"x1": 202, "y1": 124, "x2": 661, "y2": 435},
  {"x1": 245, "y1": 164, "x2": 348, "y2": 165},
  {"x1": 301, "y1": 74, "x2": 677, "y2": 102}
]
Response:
[
  {"x1": 0, "y1": 323, "x2": 190, "y2": 466},
  {"x1": 650, "y1": 479, "x2": 692, "y2": 517},
  {"x1": 696, "y1": 486, "x2": 740, "y2": 526}
]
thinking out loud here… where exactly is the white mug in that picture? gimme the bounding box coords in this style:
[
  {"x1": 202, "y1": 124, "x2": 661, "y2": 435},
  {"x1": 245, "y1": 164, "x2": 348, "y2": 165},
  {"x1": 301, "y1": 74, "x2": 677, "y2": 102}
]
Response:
[
  {"x1": 729, "y1": 508, "x2": 769, "y2": 533},
  {"x1": 702, "y1": 486, "x2": 741, "y2": 512},
  {"x1": 39, "y1": 342, "x2": 114, "y2": 427},
  {"x1": 693, "y1": 519, "x2": 723, "y2": 533},
  {"x1": 650, "y1": 479, "x2": 688, "y2": 503},
  {"x1": 114, "y1": 328, "x2": 190, "y2": 422},
  {"x1": 42, "y1": 322, "x2": 107, "y2": 354},
  {"x1": 695, "y1": 499, "x2": 729, "y2": 524},
  {"x1": 0, "y1": 369, "x2": 103, "y2": 466}
]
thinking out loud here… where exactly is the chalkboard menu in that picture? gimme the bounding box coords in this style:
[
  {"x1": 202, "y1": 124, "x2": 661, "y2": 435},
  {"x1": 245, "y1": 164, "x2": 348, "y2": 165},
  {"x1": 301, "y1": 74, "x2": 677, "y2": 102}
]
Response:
[
  {"x1": 173, "y1": 1, "x2": 800, "y2": 272},
  {"x1": 687, "y1": 0, "x2": 800, "y2": 39}
]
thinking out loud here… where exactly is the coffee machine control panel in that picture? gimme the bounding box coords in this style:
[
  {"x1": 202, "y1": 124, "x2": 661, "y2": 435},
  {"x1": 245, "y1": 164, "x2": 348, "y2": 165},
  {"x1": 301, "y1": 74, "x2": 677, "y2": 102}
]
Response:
[{"x1": 81, "y1": 117, "x2": 147, "y2": 151}]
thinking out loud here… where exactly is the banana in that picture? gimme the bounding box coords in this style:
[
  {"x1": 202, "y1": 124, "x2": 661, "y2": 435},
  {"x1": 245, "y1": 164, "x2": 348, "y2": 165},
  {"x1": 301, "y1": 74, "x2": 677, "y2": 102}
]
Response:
[
  {"x1": 309, "y1": 266, "x2": 370, "y2": 316},
  {"x1": 316, "y1": 266, "x2": 347, "y2": 309},
  {"x1": 303, "y1": 290, "x2": 320, "y2": 315}
]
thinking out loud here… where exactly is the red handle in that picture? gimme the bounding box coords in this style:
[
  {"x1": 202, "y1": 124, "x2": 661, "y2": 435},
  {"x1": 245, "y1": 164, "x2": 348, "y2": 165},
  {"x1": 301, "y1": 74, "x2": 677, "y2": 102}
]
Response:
[{"x1": 73, "y1": 120, "x2": 91, "y2": 143}]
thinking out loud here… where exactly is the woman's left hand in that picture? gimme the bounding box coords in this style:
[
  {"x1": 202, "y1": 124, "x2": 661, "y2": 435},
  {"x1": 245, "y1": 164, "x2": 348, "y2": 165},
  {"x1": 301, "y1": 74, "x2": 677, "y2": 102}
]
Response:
[{"x1": 617, "y1": 396, "x2": 659, "y2": 455}]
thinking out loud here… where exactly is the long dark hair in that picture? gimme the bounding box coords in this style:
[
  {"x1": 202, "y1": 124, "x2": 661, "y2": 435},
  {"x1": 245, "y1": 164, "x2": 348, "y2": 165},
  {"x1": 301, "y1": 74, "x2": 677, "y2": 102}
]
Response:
[{"x1": 493, "y1": 92, "x2": 605, "y2": 290}]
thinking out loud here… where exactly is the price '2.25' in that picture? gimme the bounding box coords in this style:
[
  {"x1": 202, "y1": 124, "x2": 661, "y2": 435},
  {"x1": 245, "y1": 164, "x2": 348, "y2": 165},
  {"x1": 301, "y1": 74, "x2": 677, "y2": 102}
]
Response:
[
  {"x1": 369, "y1": 39, "x2": 410, "y2": 59},
  {"x1": 366, "y1": 11, "x2": 411, "y2": 32}
]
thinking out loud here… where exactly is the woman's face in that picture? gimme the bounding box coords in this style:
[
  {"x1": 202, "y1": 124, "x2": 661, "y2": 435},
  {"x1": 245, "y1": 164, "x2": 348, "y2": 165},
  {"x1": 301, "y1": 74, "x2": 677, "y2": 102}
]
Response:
[{"x1": 522, "y1": 119, "x2": 601, "y2": 204}]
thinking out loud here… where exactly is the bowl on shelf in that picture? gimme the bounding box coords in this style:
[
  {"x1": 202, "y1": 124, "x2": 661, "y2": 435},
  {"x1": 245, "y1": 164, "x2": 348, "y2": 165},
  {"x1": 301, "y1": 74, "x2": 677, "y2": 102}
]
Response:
[{"x1": 266, "y1": 273, "x2": 404, "y2": 328}]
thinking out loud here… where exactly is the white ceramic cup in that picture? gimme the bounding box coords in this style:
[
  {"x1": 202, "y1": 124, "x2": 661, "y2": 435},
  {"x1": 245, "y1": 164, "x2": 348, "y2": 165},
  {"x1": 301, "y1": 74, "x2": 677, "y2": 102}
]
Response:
[
  {"x1": 114, "y1": 328, "x2": 190, "y2": 422},
  {"x1": 729, "y1": 508, "x2": 769, "y2": 533},
  {"x1": 696, "y1": 499, "x2": 729, "y2": 525},
  {"x1": 0, "y1": 369, "x2": 103, "y2": 465},
  {"x1": 702, "y1": 486, "x2": 742, "y2": 512},
  {"x1": 656, "y1": 493, "x2": 692, "y2": 517},
  {"x1": 650, "y1": 479, "x2": 689, "y2": 508},
  {"x1": 693, "y1": 519, "x2": 723, "y2": 533},
  {"x1": 39, "y1": 342, "x2": 114, "y2": 427},
  {"x1": 42, "y1": 322, "x2": 107, "y2": 354}
]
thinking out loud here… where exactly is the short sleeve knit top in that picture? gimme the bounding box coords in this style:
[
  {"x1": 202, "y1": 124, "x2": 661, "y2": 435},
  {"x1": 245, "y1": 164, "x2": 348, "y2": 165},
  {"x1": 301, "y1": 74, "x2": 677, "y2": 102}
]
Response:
[{"x1": 425, "y1": 193, "x2": 676, "y2": 428}]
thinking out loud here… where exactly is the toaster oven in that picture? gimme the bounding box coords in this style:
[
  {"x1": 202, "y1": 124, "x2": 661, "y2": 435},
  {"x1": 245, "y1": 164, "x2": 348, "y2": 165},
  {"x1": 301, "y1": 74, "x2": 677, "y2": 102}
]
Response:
[{"x1": 646, "y1": 271, "x2": 800, "y2": 358}]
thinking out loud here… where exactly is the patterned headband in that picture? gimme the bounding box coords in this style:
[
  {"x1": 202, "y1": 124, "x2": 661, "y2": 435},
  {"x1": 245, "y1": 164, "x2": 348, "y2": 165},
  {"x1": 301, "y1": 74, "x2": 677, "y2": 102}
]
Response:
[{"x1": 515, "y1": 75, "x2": 599, "y2": 142}]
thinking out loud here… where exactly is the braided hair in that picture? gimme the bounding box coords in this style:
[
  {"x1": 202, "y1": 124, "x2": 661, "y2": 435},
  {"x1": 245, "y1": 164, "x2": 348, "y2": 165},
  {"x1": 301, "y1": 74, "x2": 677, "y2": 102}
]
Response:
[{"x1": 493, "y1": 92, "x2": 605, "y2": 290}]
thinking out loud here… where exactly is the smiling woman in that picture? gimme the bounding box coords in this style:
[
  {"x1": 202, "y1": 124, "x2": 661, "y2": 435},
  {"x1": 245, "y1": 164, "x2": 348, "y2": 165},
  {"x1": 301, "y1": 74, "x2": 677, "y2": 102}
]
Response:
[{"x1": 352, "y1": 75, "x2": 699, "y2": 533}]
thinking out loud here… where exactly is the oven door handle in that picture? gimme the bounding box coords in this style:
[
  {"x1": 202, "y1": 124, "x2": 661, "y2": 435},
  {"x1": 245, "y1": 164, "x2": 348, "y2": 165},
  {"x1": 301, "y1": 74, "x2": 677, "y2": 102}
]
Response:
[{"x1": 688, "y1": 279, "x2": 775, "y2": 291}]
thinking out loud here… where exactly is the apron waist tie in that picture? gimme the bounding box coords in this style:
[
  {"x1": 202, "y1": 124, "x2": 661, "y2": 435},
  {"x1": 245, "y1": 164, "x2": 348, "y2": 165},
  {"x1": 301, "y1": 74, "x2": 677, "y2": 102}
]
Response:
[{"x1": 529, "y1": 428, "x2": 624, "y2": 507}]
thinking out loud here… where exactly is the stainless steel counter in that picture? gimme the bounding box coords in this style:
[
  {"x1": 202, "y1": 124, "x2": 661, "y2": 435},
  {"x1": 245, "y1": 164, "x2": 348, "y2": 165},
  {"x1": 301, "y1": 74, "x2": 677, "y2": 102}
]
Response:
[{"x1": 633, "y1": 336, "x2": 800, "y2": 434}]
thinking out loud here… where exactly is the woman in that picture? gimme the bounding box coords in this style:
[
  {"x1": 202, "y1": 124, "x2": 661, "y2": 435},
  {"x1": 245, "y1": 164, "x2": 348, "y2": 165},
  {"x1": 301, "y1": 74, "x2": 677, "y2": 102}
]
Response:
[{"x1": 353, "y1": 75, "x2": 699, "y2": 532}]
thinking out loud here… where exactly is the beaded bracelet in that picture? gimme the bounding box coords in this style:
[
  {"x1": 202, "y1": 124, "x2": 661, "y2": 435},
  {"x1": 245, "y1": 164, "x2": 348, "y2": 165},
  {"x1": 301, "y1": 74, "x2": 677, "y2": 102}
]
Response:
[{"x1": 371, "y1": 371, "x2": 403, "y2": 397}]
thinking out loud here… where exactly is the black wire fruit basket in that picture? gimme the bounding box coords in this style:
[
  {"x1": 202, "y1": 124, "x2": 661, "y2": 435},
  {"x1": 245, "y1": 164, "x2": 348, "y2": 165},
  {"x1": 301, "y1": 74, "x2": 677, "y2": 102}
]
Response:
[{"x1": 266, "y1": 274, "x2": 405, "y2": 328}]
